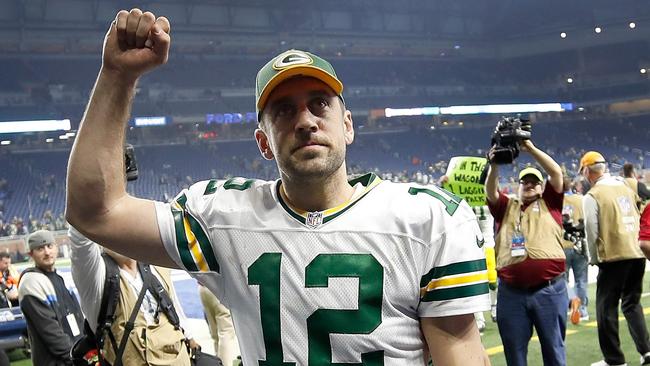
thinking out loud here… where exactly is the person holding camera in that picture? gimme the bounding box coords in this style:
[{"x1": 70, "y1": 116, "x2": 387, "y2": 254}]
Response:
[
  {"x1": 580, "y1": 151, "x2": 650, "y2": 366},
  {"x1": 485, "y1": 137, "x2": 567, "y2": 366},
  {"x1": 561, "y1": 175, "x2": 589, "y2": 325},
  {"x1": 68, "y1": 226, "x2": 201, "y2": 366}
]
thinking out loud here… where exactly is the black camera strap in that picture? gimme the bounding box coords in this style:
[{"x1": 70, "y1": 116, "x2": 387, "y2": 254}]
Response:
[{"x1": 112, "y1": 263, "x2": 152, "y2": 366}]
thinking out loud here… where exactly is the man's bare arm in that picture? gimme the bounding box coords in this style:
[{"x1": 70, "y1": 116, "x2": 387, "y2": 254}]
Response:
[
  {"x1": 66, "y1": 9, "x2": 176, "y2": 268},
  {"x1": 520, "y1": 139, "x2": 563, "y2": 193},
  {"x1": 421, "y1": 314, "x2": 491, "y2": 366},
  {"x1": 485, "y1": 148, "x2": 500, "y2": 205}
]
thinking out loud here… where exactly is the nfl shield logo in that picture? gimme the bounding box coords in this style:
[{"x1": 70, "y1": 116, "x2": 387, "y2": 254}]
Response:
[
  {"x1": 306, "y1": 211, "x2": 324, "y2": 228},
  {"x1": 617, "y1": 196, "x2": 632, "y2": 214}
]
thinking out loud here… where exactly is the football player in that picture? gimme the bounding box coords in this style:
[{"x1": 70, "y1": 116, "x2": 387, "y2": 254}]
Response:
[{"x1": 67, "y1": 9, "x2": 491, "y2": 365}]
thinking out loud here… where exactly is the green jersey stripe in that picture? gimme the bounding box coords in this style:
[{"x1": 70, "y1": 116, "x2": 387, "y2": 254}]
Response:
[
  {"x1": 204, "y1": 180, "x2": 218, "y2": 195},
  {"x1": 186, "y1": 213, "x2": 220, "y2": 273},
  {"x1": 276, "y1": 187, "x2": 306, "y2": 224},
  {"x1": 421, "y1": 282, "x2": 489, "y2": 302},
  {"x1": 419, "y1": 259, "x2": 487, "y2": 287},
  {"x1": 176, "y1": 193, "x2": 188, "y2": 208},
  {"x1": 171, "y1": 207, "x2": 199, "y2": 271}
]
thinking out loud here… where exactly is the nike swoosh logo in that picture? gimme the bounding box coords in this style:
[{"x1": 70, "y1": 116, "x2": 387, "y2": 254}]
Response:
[{"x1": 476, "y1": 237, "x2": 485, "y2": 248}]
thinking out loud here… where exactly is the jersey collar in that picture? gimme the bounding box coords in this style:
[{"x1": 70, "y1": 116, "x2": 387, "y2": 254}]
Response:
[{"x1": 276, "y1": 173, "x2": 382, "y2": 228}]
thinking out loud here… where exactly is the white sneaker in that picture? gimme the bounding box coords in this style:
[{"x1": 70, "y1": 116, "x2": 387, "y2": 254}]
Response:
[
  {"x1": 590, "y1": 360, "x2": 627, "y2": 366},
  {"x1": 641, "y1": 351, "x2": 650, "y2": 365},
  {"x1": 476, "y1": 319, "x2": 486, "y2": 333}
]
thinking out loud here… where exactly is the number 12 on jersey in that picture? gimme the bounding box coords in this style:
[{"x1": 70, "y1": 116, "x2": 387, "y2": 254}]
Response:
[{"x1": 248, "y1": 253, "x2": 385, "y2": 365}]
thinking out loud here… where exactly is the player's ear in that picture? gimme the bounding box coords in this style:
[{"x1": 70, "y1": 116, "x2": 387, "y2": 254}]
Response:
[
  {"x1": 343, "y1": 110, "x2": 354, "y2": 145},
  {"x1": 254, "y1": 128, "x2": 274, "y2": 160}
]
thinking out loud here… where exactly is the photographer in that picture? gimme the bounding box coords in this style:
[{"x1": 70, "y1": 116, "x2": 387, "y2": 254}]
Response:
[
  {"x1": 561, "y1": 176, "x2": 589, "y2": 325},
  {"x1": 485, "y1": 134, "x2": 566, "y2": 366},
  {"x1": 580, "y1": 151, "x2": 650, "y2": 366},
  {"x1": 68, "y1": 227, "x2": 198, "y2": 366}
]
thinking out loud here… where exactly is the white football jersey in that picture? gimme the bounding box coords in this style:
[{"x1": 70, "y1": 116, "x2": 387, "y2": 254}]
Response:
[
  {"x1": 156, "y1": 173, "x2": 490, "y2": 365},
  {"x1": 472, "y1": 205, "x2": 495, "y2": 249}
]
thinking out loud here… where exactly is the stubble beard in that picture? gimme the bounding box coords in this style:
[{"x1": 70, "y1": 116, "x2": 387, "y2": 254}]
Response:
[{"x1": 278, "y1": 145, "x2": 346, "y2": 184}]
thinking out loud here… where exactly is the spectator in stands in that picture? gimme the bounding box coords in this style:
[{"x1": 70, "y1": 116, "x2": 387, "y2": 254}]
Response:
[
  {"x1": 14, "y1": 217, "x2": 27, "y2": 236},
  {"x1": 485, "y1": 138, "x2": 567, "y2": 366},
  {"x1": 18, "y1": 230, "x2": 85, "y2": 366},
  {"x1": 580, "y1": 151, "x2": 650, "y2": 366},
  {"x1": 561, "y1": 175, "x2": 589, "y2": 324}
]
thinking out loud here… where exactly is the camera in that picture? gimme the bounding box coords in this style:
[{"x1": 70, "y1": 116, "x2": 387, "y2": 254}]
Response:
[
  {"x1": 125, "y1": 143, "x2": 138, "y2": 181},
  {"x1": 489, "y1": 117, "x2": 532, "y2": 165},
  {"x1": 563, "y1": 215, "x2": 587, "y2": 256}
]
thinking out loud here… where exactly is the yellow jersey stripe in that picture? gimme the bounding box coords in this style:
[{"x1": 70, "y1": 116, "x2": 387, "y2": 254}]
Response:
[
  {"x1": 421, "y1": 272, "x2": 488, "y2": 294},
  {"x1": 183, "y1": 215, "x2": 210, "y2": 272}
]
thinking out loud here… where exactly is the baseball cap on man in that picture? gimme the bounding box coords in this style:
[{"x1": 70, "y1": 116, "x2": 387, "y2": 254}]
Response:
[
  {"x1": 519, "y1": 167, "x2": 544, "y2": 182},
  {"x1": 255, "y1": 49, "x2": 344, "y2": 121},
  {"x1": 579, "y1": 151, "x2": 606, "y2": 172},
  {"x1": 27, "y1": 230, "x2": 55, "y2": 251}
]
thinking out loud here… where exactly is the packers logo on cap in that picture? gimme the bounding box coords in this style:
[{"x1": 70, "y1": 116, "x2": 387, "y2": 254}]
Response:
[{"x1": 273, "y1": 50, "x2": 313, "y2": 70}]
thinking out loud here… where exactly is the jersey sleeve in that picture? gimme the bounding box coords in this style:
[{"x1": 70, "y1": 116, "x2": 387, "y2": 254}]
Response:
[
  {"x1": 418, "y1": 200, "x2": 491, "y2": 318},
  {"x1": 155, "y1": 180, "x2": 222, "y2": 274}
]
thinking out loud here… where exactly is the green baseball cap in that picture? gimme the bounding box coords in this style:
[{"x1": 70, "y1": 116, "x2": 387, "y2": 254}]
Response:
[{"x1": 255, "y1": 49, "x2": 344, "y2": 121}]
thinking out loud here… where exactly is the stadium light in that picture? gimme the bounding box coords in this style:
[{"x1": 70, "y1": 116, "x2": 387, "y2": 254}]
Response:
[
  {"x1": 641, "y1": 68, "x2": 647, "y2": 74},
  {"x1": 0, "y1": 119, "x2": 71, "y2": 134},
  {"x1": 629, "y1": 22, "x2": 636, "y2": 29},
  {"x1": 594, "y1": 27, "x2": 602, "y2": 34},
  {"x1": 384, "y1": 107, "x2": 440, "y2": 117},
  {"x1": 560, "y1": 32, "x2": 567, "y2": 39},
  {"x1": 440, "y1": 103, "x2": 571, "y2": 115},
  {"x1": 567, "y1": 77, "x2": 574, "y2": 84}
]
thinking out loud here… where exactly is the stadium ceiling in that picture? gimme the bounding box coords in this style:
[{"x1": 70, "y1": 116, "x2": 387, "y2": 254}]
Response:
[{"x1": 0, "y1": 0, "x2": 648, "y2": 60}]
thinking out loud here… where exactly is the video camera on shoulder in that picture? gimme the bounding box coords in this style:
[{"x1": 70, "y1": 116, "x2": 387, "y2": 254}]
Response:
[
  {"x1": 489, "y1": 117, "x2": 532, "y2": 165},
  {"x1": 125, "y1": 143, "x2": 138, "y2": 181}
]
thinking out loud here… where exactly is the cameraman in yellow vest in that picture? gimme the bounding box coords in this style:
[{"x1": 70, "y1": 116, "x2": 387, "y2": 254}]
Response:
[
  {"x1": 580, "y1": 151, "x2": 650, "y2": 366},
  {"x1": 485, "y1": 139, "x2": 566, "y2": 366}
]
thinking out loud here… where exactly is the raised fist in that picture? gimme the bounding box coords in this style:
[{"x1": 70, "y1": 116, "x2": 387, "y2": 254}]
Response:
[{"x1": 101, "y1": 9, "x2": 171, "y2": 81}]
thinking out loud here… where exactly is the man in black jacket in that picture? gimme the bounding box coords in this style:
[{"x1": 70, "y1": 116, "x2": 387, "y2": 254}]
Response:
[{"x1": 18, "y1": 230, "x2": 84, "y2": 366}]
